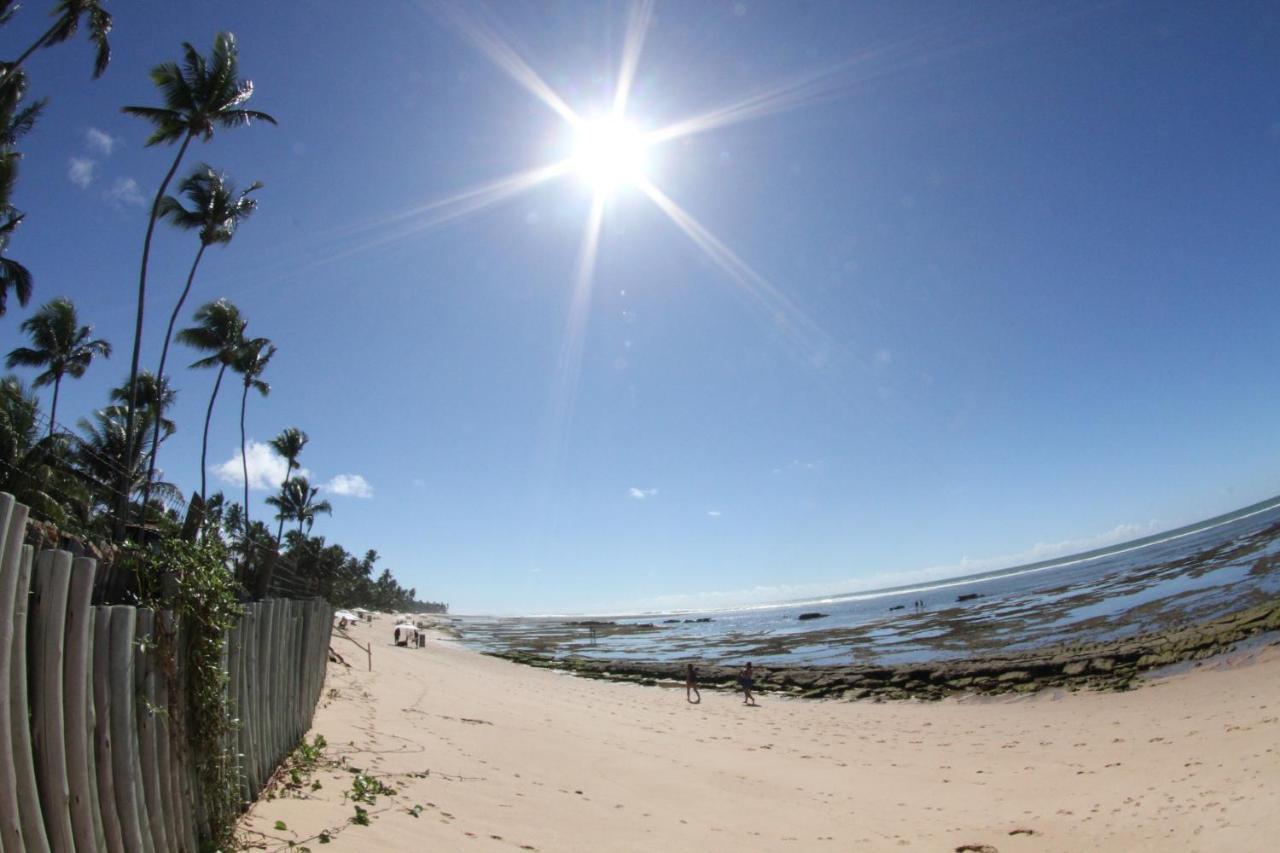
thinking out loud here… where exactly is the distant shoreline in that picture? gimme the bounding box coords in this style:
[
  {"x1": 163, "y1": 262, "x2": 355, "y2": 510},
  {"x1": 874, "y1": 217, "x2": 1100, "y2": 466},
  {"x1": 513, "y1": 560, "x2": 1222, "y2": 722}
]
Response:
[
  {"x1": 481, "y1": 493, "x2": 1280, "y2": 620},
  {"x1": 485, "y1": 598, "x2": 1280, "y2": 701}
]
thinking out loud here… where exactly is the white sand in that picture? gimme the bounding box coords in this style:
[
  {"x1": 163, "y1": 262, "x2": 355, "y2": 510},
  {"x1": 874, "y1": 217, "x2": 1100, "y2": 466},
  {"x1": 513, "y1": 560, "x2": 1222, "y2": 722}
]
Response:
[{"x1": 239, "y1": 615, "x2": 1280, "y2": 852}]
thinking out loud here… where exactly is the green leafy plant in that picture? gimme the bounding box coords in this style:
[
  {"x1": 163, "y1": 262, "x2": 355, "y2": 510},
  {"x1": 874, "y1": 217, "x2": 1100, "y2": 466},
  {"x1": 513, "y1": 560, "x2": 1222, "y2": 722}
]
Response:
[
  {"x1": 347, "y1": 771, "x2": 396, "y2": 805},
  {"x1": 132, "y1": 535, "x2": 243, "y2": 851}
]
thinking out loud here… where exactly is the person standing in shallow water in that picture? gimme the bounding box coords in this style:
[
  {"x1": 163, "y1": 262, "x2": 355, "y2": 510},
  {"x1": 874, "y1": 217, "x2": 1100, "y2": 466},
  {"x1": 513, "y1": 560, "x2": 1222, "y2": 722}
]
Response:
[
  {"x1": 739, "y1": 662, "x2": 757, "y2": 706},
  {"x1": 685, "y1": 663, "x2": 701, "y2": 704}
]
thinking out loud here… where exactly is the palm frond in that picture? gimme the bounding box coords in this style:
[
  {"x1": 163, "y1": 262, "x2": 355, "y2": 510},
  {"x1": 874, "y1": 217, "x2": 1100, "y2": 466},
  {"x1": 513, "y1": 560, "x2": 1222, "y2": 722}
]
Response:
[{"x1": 89, "y1": 5, "x2": 112, "y2": 78}]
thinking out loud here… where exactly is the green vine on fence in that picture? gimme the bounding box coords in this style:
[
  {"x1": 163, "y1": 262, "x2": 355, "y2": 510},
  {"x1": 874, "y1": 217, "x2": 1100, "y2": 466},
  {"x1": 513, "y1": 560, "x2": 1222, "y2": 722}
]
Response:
[{"x1": 131, "y1": 536, "x2": 244, "y2": 851}]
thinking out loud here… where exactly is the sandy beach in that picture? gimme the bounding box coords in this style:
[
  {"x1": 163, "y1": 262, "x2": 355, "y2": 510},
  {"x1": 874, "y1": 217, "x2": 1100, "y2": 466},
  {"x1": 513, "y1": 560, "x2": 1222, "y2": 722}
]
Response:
[{"x1": 238, "y1": 615, "x2": 1280, "y2": 852}]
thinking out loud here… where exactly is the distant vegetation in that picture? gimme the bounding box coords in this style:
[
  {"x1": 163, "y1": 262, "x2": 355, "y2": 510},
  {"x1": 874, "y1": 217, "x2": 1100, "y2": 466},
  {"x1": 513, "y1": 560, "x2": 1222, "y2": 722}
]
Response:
[{"x1": 0, "y1": 8, "x2": 442, "y2": 612}]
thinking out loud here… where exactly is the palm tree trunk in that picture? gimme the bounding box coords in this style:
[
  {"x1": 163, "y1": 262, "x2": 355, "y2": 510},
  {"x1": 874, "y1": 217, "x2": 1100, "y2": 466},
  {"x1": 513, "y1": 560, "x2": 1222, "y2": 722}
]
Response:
[
  {"x1": 48, "y1": 375, "x2": 61, "y2": 440},
  {"x1": 141, "y1": 241, "x2": 207, "y2": 509},
  {"x1": 239, "y1": 381, "x2": 250, "y2": 523},
  {"x1": 8, "y1": 20, "x2": 63, "y2": 73},
  {"x1": 238, "y1": 377, "x2": 256, "y2": 589},
  {"x1": 115, "y1": 130, "x2": 195, "y2": 542},
  {"x1": 199, "y1": 364, "x2": 227, "y2": 506},
  {"x1": 274, "y1": 460, "x2": 294, "y2": 550}
]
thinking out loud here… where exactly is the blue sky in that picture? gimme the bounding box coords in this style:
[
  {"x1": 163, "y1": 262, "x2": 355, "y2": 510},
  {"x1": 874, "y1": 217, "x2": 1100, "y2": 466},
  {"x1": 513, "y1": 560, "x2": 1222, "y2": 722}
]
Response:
[{"x1": 2, "y1": 1, "x2": 1278, "y2": 614}]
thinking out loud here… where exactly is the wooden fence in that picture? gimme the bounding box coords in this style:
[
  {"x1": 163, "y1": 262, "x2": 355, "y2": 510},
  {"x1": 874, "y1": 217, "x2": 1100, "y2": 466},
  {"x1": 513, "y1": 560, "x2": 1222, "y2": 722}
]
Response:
[{"x1": 0, "y1": 493, "x2": 333, "y2": 852}]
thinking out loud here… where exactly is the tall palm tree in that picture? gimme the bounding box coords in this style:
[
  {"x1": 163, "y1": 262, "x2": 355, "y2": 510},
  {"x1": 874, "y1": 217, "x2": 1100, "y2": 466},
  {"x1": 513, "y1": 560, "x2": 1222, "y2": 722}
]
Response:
[
  {"x1": 268, "y1": 426, "x2": 307, "y2": 547},
  {"x1": 231, "y1": 336, "x2": 273, "y2": 523},
  {"x1": 5, "y1": 296, "x2": 111, "y2": 436},
  {"x1": 265, "y1": 475, "x2": 331, "y2": 537},
  {"x1": 143, "y1": 164, "x2": 260, "y2": 504},
  {"x1": 176, "y1": 298, "x2": 245, "y2": 504},
  {"x1": 116, "y1": 31, "x2": 275, "y2": 538},
  {"x1": 6, "y1": 0, "x2": 113, "y2": 78}
]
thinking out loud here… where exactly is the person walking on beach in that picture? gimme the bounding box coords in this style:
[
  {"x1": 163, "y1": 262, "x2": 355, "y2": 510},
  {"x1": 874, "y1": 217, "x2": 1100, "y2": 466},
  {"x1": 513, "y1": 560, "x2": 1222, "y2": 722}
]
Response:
[
  {"x1": 685, "y1": 663, "x2": 701, "y2": 704},
  {"x1": 739, "y1": 662, "x2": 757, "y2": 706}
]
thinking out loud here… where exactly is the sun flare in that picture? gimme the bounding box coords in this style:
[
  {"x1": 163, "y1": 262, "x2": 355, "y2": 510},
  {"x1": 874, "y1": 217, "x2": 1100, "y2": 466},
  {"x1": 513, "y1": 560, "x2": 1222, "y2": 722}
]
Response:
[{"x1": 571, "y1": 117, "x2": 650, "y2": 193}]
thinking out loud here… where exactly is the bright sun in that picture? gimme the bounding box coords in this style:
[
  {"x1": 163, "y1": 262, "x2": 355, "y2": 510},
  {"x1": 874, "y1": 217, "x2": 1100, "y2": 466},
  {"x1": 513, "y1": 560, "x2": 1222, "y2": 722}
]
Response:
[{"x1": 572, "y1": 117, "x2": 649, "y2": 193}]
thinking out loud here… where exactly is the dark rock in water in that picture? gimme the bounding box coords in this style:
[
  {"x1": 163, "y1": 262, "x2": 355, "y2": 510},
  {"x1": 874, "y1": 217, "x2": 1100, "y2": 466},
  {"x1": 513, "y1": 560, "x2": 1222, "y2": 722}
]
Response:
[
  {"x1": 888, "y1": 605, "x2": 905, "y2": 611},
  {"x1": 798, "y1": 612, "x2": 828, "y2": 621},
  {"x1": 662, "y1": 619, "x2": 679, "y2": 623},
  {"x1": 683, "y1": 617, "x2": 713, "y2": 623},
  {"x1": 956, "y1": 593, "x2": 984, "y2": 602}
]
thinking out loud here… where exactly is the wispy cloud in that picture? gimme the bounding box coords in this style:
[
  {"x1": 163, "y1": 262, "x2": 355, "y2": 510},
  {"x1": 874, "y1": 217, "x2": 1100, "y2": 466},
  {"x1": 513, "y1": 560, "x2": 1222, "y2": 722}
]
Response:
[
  {"x1": 323, "y1": 474, "x2": 374, "y2": 499},
  {"x1": 104, "y1": 177, "x2": 146, "y2": 209},
  {"x1": 85, "y1": 127, "x2": 116, "y2": 156},
  {"x1": 212, "y1": 441, "x2": 310, "y2": 491},
  {"x1": 772, "y1": 458, "x2": 820, "y2": 475},
  {"x1": 67, "y1": 157, "x2": 95, "y2": 188},
  {"x1": 706, "y1": 510, "x2": 722, "y2": 517},
  {"x1": 411, "y1": 477, "x2": 426, "y2": 489},
  {"x1": 629, "y1": 487, "x2": 657, "y2": 499}
]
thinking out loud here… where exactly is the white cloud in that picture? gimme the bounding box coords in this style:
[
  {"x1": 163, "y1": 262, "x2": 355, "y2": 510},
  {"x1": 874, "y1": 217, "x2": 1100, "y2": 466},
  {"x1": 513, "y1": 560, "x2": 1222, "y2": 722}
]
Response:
[
  {"x1": 85, "y1": 127, "x2": 116, "y2": 156},
  {"x1": 104, "y1": 177, "x2": 146, "y2": 209},
  {"x1": 772, "y1": 459, "x2": 821, "y2": 475},
  {"x1": 68, "y1": 157, "x2": 95, "y2": 188},
  {"x1": 707, "y1": 510, "x2": 722, "y2": 517},
  {"x1": 212, "y1": 441, "x2": 310, "y2": 491},
  {"x1": 323, "y1": 474, "x2": 374, "y2": 499},
  {"x1": 628, "y1": 487, "x2": 657, "y2": 499},
  {"x1": 874, "y1": 348, "x2": 893, "y2": 366},
  {"x1": 411, "y1": 477, "x2": 426, "y2": 489}
]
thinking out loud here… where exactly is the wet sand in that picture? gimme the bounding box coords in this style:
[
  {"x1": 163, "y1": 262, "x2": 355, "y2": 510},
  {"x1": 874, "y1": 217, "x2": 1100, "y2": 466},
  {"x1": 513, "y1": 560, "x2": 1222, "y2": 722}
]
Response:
[{"x1": 238, "y1": 614, "x2": 1280, "y2": 852}]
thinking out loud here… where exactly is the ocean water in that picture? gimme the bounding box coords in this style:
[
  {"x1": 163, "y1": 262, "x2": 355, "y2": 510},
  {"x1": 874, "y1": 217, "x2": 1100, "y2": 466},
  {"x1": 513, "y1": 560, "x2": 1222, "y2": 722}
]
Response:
[{"x1": 454, "y1": 497, "x2": 1280, "y2": 666}]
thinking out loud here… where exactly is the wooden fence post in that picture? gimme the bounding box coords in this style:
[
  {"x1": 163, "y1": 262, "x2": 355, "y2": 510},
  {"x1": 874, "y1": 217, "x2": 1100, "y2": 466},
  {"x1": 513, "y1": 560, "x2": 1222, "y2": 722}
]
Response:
[
  {"x1": 63, "y1": 556, "x2": 105, "y2": 851},
  {"x1": 91, "y1": 606, "x2": 125, "y2": 852},
  {"x1": 31, "y1": 549, "x2": 76, "y2": 852},
  {"x1": 134, "y1": 609, "x2": 169, "y2": 852},
  {"x1": 0, "y1": 494, "x2": 29, "y2": 851},
  {"x1": 108, "y1": 606, "x2": 150, "y2": 853}
]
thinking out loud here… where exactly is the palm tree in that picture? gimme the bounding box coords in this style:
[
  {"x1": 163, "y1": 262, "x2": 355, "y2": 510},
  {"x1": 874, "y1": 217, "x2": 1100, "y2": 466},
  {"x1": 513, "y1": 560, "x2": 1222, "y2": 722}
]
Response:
[
  {"x1": 6, "y1": 0, "x2": 113, "y2": 78},
  {"x1": 231, "y1": 336, "x2": 273, "y2": 523},
  {"x1": 176, "y1": 299, "x2": 246, "y2": 504},
  {"x1": 268, "y1": 427, "x2": 307, "y2": 547},
  {"x1": 296, "y1": 486, "x2": 332, "y2": 534},
  {"x1": 0, "y1": 374, "x2": 84, "y2": 525},
  {"x1": 109, "y1": 370, "x2": 176, "y2": 437},
  {"x1": 143, "y1": 164, "x2": 261, "y2": 504},
  {"x1": 265, "y1": 475, "x2": 330, "y2": 538},
  {"x1": 0, "y1": 154, "x2": 30, "y2": 317},
  {"x1": 5, "y1": 296, "x2": 111, "y2": 436},
  {"x1": 74, "y1": 406, "x2": 182, "y2": 537},
  {"x1": 0, "y1": 66, "x2": 46, "y2": 147},
  {"x1": 116, "y1": 31, "x2": 275, "y2": 538}
]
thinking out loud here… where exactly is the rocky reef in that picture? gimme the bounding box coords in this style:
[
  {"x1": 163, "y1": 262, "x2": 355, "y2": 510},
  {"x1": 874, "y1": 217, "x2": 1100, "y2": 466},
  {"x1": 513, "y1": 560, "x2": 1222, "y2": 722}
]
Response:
[{"x1": 485, "y1": 599, "x2": 1280, "y2": 701}]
